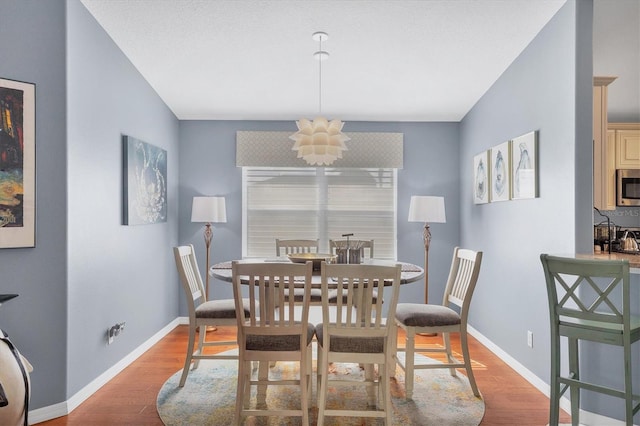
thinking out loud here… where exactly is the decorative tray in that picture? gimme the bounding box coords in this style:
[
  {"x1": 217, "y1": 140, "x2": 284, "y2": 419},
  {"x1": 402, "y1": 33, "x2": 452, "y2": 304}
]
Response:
[{"x1": 287, "y1": 253, "x2": 337, "y2": 270}]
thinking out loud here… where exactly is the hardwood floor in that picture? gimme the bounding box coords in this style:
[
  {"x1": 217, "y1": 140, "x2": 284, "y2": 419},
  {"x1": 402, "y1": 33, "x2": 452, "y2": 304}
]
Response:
[{"x1": 38, "y1": 325, "x2": 569, "y2": 425}]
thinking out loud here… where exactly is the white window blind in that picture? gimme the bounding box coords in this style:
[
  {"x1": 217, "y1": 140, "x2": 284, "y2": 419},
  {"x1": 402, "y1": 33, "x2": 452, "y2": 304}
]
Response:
[{"x1": 243, "y1": 167, "x2": 397, "y2": 259}]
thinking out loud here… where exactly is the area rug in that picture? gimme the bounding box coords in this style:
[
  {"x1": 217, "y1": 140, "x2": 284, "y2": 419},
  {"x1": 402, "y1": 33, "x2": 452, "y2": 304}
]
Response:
[{"x1": 157, "y1": 351, "x2": 485, "y2": 425}]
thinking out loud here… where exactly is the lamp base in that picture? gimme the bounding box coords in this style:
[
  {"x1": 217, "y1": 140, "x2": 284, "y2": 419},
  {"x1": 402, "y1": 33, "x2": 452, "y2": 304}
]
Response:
[
  {"x1": 417, "y1": 332, "x2": 437, "y2": 337},
  {"x1": 205, "y1": 326, "x2": 217, "y2": 332}
]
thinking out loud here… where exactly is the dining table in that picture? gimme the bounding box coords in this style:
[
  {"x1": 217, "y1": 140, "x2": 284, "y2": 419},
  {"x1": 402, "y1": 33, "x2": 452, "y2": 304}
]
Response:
[{"x1": 209, "y1": 257, "x2": 425, "y2": 286}]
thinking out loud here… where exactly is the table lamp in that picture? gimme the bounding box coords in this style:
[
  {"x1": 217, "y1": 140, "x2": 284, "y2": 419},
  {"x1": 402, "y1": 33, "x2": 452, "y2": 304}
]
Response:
[
  {"x1": 408, "y1": 196, "x2": 446, "y2": 304},
  {"x1": 191, "y1": 196, "x2": 227, "y2": 304}
]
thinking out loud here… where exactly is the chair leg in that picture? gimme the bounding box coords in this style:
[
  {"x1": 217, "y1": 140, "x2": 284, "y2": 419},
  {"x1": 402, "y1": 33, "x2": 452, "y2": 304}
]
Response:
[
  {"x1": 382, "y1": 363, "x2": 392, "y2": 426},
  {"x1": 299, "y1": 349, "x2": 310, "y2": 426},
  {"x1": 179, "y1": 324, "x2": 197, "y2": 387},
  {"x1": 460, "y1": 330, "x2": 480, "y2": 397},
  {"x1": 568, "y1": 337, "x2": 580, "y2": 426},
  {"x1": 549, "y1": 334, "x2": 561, "y2": 426},
  {"x1": 234, "y1": 358, "x2": 245, "y2": 425},
  {"x1": 317, "y1": 344, "x2": 329, "y2": 425},
  {"x1": 257, "y1": 360, "x2": 269, "y2": 405},
  {"x1": 365, "y1": 363, "x2": 376, "y2": 405},
  {"x1": 404, "y1": 327, "x2": 416, "y2": 399},
  {"x1": 389, "y1": 323, "x2": 398, "y2": 378},
  {"x1": 623, "y1": 340, "x2": 634, "y2": 426},
  {"x1": 307, "y1": 344, "x2": 313, "y2": 405},
  {"x1": 442, "y1": 332, "x2": 457, "y2": 377},
  {"x1": 316, "y1": 345, "x2": 323, "y2": 406},
  {"x1": 193, "y1": 325, "x2": 206, "y2": 371},
  {"x1": 243, "y1": 360, "x2": 251, "y2": 407}
]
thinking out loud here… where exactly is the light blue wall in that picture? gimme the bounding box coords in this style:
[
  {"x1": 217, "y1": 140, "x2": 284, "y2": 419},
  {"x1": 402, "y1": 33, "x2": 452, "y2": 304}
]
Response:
[
  {"x1": 178, "y1": 120, "x2": 460, "y2": 313},
  {"x1": 461, "y1": 1, "x2": 638, "y2": 421},
  {"x1": 0, "y1": 0, "x2": 68, "y2": 409},
  {"x1": 66, "y1": 0, "x2": 180, "y2": 397},
  {"x1": 460, "y1": 0, "x2": 578, "y2": 391}
]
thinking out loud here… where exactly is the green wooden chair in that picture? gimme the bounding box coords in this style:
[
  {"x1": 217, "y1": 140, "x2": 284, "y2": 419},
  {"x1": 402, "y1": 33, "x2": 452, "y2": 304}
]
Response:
[{"x1": 540, "y1": 254, "x2": 640, "y2": 426}]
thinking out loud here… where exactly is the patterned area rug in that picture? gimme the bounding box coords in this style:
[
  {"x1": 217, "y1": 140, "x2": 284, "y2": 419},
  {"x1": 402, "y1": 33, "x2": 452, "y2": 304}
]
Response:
[{"x1": 157, "y1": 351, "x2": 485, "y2": 425}]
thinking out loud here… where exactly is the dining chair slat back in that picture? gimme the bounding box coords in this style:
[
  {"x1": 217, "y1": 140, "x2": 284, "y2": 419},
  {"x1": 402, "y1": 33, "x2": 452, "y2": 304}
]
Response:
[
  {"x1": 275, "y1": 239, "x2": 319, "y2": 256},
  {"x1": 316, "y1": 262, "x2": 402, "y2": 425},
  {"x1": 231, "y1": 260, "x2": 314, "y2": 426},
  {"x1": 275, "y1": 238, "x2": 322, "y2": 305}
]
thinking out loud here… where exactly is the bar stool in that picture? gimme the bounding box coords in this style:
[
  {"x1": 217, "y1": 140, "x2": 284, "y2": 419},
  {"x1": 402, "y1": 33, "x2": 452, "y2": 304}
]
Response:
[{"x1": 540, "y1": 254, "x2": 640, "y2": 426}]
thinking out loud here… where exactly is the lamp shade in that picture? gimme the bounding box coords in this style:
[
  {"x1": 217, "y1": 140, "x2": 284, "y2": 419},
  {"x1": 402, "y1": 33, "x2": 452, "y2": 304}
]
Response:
[
  {"x1": 191, "y1": 196, "x2": 227, "y2": 223},
  {"x1": 408, "y1": 196, "x2": 446, "y2": 223}
]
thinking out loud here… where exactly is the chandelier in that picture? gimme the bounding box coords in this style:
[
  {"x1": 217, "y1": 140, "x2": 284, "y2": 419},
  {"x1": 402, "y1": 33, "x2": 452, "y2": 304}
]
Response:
[{"x1": 290, "y1": 31, "x2": 349, "y2": 166}]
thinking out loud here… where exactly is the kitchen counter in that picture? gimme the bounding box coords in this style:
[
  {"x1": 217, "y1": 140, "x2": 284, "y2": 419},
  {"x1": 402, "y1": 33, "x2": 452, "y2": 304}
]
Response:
[{"x1": 582, "y1": 252, "x2": 640, "y2": 271}]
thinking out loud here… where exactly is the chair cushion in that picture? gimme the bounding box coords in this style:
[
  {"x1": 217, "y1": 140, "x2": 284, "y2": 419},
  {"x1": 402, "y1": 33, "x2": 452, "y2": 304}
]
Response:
[
  {"x1": 314, "y1": 324, "x2": 384, "y2": 353},
  {"x1": 195, "y1": 298, "x2": 253, "y2": 319},
  {"x1": 395, "y1": 303, "x2": 461, "y2": 327},
  {"x1": 327, "y1": 289, "x2": 379, "y2": 303},
  {"x1": 246, "y1": 323, "x2": 315, "y2": 351},
  {"x1": 284, "y1": 288, "x2": 322, "y2": 302}
]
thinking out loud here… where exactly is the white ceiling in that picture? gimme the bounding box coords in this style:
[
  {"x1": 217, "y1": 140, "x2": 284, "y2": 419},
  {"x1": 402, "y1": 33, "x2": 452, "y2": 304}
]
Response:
[{"x1": 80, "y1": 0, "x2": 567, "y2": 122}]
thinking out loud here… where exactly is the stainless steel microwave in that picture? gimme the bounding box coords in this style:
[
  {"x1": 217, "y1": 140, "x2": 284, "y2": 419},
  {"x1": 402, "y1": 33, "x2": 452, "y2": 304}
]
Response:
[{"x1": 617, "y1": 169, "x2": 640, "y2": 206}]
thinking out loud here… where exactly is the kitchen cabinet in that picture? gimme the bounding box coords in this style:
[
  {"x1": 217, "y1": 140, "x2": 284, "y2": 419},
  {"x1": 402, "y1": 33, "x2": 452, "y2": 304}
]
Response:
[
  {"x1": 593, "y1": 77, "x2": 616, "y2": 211},
  {"x1": 612, "y1": 123, "x2": 640, "y2": 169}
]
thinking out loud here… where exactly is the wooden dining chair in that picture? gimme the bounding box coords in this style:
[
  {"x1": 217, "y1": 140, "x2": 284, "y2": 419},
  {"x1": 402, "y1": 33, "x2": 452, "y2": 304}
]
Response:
[
  {"x1": 275, "y1": 238, "x2": 322, "y2": 305},
  {"x1": 540, "y1": 254, "x2": 640, "y2": 426},
  {"x1": 328, "y1": 238, "x2": 380, "y2": 307},
  {"x1": 394, "y1": 247, "x2": 483, "y2": 399},
  {"x1": 173, "y1": 245, "x2": 251, "y2": 387},
  {"x1": 316, "y1": 262, "x2": 402, "y2": 425},
  {"x1": 231, "y1": 260, "x2": 314, "y2": 426},
  {"x1": 275, "y1": 238, "x2": 319, "y2": 256}
]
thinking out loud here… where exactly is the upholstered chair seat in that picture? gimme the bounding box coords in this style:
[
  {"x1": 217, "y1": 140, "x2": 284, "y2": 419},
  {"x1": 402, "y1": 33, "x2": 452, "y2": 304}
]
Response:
[
  {"x1": 246, "y1": 323, "x2": 315, "y2": 351},
  {"x1": 314, "y1": 324, "x2": 384, "y2": 353},
  {"x1": 395, "y1": 304, "x2": 461, "y2": 328},
  {"x1": 195, "y1": 298, "x2": 252, "y2": 319}
]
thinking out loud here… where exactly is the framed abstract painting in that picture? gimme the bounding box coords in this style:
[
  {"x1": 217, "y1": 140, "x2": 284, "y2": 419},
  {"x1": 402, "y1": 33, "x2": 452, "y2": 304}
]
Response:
[
  {"x1": 473, "y1": 150, "x2": 490, "y2": 204},
  {"x1": 510, "y1": 131, "x2": 538, "y2": 200},
  {"x1": 122, "y1": 135, "x2": 167, "y2": 225},
  {"x1": 0, "y1": 78, "x2": 36, "y2": 248},
  {"x1": 490, "y1": 141, "x2": 510, "y2": 202}
]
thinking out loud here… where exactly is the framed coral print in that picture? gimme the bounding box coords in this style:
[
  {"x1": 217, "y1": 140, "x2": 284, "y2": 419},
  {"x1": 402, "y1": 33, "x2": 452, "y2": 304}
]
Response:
[
  {"x1": 511, "y1": 131, "x2": 538, "y2": 200},
  {"x1": 473, "y1": 151, "x2": 490, "y2": 204},
  {"x1": 0, "y1": 78, "x2": 36, "y2": 248},
  {"x1": 490, "y1": 141, "x2": 510, "y2": 202},
  {"x1": 122, "y1": 135, "x2": 167, "y2": 225}
]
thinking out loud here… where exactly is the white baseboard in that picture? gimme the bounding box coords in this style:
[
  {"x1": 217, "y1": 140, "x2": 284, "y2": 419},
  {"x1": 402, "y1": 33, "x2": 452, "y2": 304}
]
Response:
[
  {"x1": 29, "y1": 317, "x2": 186, "y2": 424},
  {"x1": 467, "y1": 325, "x2": 628, "y2": 426}
]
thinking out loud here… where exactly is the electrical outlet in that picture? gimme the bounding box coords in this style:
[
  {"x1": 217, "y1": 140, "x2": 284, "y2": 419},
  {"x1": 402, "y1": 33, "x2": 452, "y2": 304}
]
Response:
[
  {"x1": 527, "y1": 330, "x2": 534, "y2": 348},
  {"x1": 107, "y1": 322, "x2": 126, "y2": 345}
]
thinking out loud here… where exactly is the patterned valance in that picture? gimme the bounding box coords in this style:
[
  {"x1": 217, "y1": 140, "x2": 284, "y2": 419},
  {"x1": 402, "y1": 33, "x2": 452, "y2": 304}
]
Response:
[{"x1": 236, "y1": 131, "x2": 403, "y2": 168}]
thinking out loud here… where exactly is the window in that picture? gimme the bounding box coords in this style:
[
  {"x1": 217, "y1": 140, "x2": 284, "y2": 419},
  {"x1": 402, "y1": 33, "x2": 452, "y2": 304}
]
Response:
[{"x1": 243, "y1": 167, "x2": 397, "y2": 259}]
